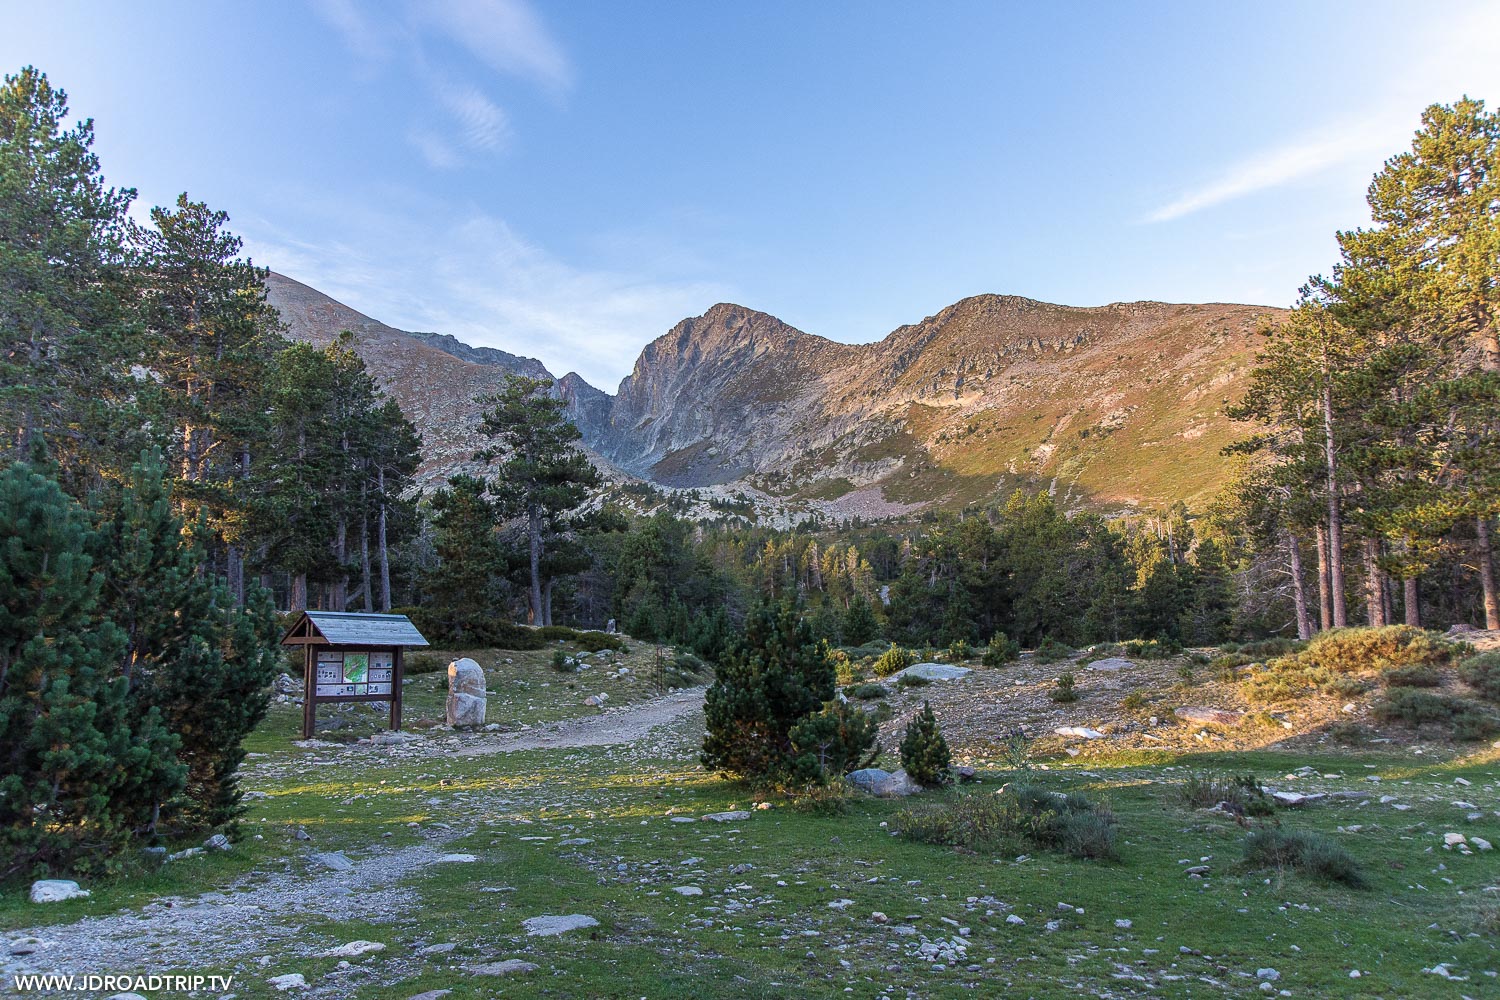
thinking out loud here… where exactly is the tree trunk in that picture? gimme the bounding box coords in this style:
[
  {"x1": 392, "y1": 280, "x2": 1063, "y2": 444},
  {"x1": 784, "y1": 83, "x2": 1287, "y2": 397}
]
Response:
[
  {"x1": 333, "y1": 519, "x2": 347, "y2": 612},
  {"x1": 543, "y1": 578, "x2": 555, "y2": 627},
  {"x1": 1288, "y1": 532, "x2": 1312, "y2": 640},
  {"x1": 378, "y1": 488, "x2": 392, "y2": 613},
  {"x1": 1364, "y1": 539, "x2": 1386, "y2": 627},
  {"x1": 226, "y1": 544, "x2": 244, "y2": 606},
  {"x1": 360, "y1": 511, "x2": 373, "y2": 612},
  {"x1": 291, "y1": 573, "x2": 308, "y2": 612},
  {"x1": 1315, "y1": 523, "x2": 1332, "y2": 632},
  {"x1": 1404, "y1": 574, "x2": 1420, "y2": 628},
  {"x1": 1322, "y1": 386, "x2": 1347, "y2": 627},
  {"x1": 1478, "y1": 515, "x2": 1500, "y2": 630},
  {"x1": 528, "y1": 507, "x2": 543, "y2": 626}
]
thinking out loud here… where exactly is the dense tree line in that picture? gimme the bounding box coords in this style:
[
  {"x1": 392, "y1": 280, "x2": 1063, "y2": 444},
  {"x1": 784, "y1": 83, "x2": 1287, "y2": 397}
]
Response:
[
  {"x1": 1226, "y1": 98, "x2": 1499, "y2": 636},
  {"x1": 0, "y1": 66, "x2": 422, "y2": 874}
]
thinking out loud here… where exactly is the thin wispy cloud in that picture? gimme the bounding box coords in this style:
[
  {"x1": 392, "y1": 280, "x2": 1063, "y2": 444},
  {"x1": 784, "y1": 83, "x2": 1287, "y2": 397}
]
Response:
[
  {"x1": 1145, "y1": 3, "x2": 1500, "y2": 224},
  {"x1": 414, "y1": 0, "x2": 572, "y2": 95},
  {"x1": 310, "y1": 0, "x2": 565, "y2": 168},
  {"x1": 1145, "y1": 123, "x2": 1385, "y2": 223},
  {"x1": 241, "y1": 197, "x2": 730, "y2": 389}
]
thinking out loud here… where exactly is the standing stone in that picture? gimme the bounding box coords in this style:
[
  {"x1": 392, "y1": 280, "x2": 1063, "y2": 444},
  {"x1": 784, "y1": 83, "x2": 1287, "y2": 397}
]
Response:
[
  {"x1": 447, "y1": 658, "x2": 487, "y2": 728},
  {"x1": 29, "y1": 880, "x2": 89, "y2": 903}
]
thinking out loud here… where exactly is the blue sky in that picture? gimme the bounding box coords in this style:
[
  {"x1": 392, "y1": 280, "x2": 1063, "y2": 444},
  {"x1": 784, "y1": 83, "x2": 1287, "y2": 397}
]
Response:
[{"x1": 6, "y1": 1, "x2": 1499, "y2": 389}]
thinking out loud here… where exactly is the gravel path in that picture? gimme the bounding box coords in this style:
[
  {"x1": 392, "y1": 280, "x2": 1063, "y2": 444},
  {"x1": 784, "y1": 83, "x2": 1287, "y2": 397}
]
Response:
[{"x1": 453, "y1": 686, "x2": 705, "y2": 756}]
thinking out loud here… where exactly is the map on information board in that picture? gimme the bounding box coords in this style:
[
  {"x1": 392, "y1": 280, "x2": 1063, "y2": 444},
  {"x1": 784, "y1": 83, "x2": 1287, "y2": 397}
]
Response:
[{"x1": 343, "y1": 652, "x2": 368, "y2": 684}]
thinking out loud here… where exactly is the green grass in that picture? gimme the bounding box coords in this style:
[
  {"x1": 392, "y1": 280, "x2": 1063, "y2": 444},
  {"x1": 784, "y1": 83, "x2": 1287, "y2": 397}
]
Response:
[{"x1": 5, "y1": 694, "x2": 1500, "y2": 997}]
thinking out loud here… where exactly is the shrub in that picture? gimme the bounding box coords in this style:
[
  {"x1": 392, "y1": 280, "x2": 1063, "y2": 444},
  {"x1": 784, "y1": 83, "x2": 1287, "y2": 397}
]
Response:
[
  {"x1": 872, "y1": 643, "x2": 916, "y2": 678},
  {"x1": 551, "y1": 649, "x2": 578, "y2": 673},
  {"x1": 1121, "y1": 691, "x2": 1148, "y2": 712},
  {"x1": 895, "y1": 783, "x2": 1117, "y2": 860},
  {"x1": 1034, "y1": 637, "x2": 1073, "y2": 663},
  {"x1": 1176, "y1": 663, "x2": 1194, "y2": 682},
  {"x1": 787, "y1": 781, "x2": 855, "y2": 815},
  {"x1": 1243, "y1": 828, "x2": 1368, "y2": 888},
  {"x1": 1179, "y1": 772, "x2": 1274, "y2": 817},
  {"x1": 896, "y1": 672, "x2": 932, "y2": 689},
  {"x1": 1243, "y1": 626, "x2": 1463, "y2": 704},
  {"x1": 404, "y1": 653, "x2": 447, "y2": 676},
  {"x1": 1452, "y1": 709, "x2": 1500, "y2": 742},
  {"x1": 1382, "y1": 664, "x2": 1442, "y2": 688},
  {"x1": 1372, "y1": 688, "x2": 1461, "y2": 725},
  {"x1": 997, "y1": 727, "x2": 1032, "y2": 772},
  {"x1": 1049, "y1": 672, "x2": 1079, "y2": 703},
  {"x1": 947, "y1": 639, "x2": 971, "y2": 662},
  {"x1": 846, "y1": 683, "x2": 888, "y2": 700},
  {"x1": 1224, "y1": 637, "x2": 1305, "y2": 659},
  {"x1": 899, "y1": 701, "x2": 952, "y2": 787},
  {"x1": 842, "y1": 641, "x2": 892, "y2": 661},
  {"x1": 790, "y1": 700, "x2": 880, "y2": 781},
  {"x1": 1329, "y1": 721, "x2": 1368, "y2": 745},
  {"x1": 1459, "y1": 651, "x2": 1500, "y2": 701},
  {"x1": 1119, "y1": 637, "x2": 1182, "y2": 659},
  {"x1": 982, "y1": 632, "x2": 1021, "y2": 667},
  {"x1": 531, "y1": 625, "x2": 625, "y2": 651}
]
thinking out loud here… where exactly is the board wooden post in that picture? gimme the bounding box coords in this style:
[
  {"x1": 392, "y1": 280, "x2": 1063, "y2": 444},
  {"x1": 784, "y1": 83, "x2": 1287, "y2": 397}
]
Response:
[
  {"x1": 390, "y1": 647, "x2": 404, "y2": 731},
  {"x1": 301, "y1": 644, "x2": 316, "y2": 740}
]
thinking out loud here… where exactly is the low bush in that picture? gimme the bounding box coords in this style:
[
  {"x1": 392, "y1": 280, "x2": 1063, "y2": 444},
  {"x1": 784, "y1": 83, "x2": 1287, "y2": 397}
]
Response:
[
  {"x1": 997, "y1": 727, "x2": 1032, "y2": 771},
  {"x1": 983, "y1": 632, "x2": 1021, "y2": 667},
  {"x1": 1243, "y1": 828, "x2": 1368, "y2": 888},
  {"x1": 895, "y1": 783, "x2": 1117, "y2": 860},
  {"x1": 1243, "y1": 626, "x2": 1464, "y2": 704},
  {"x1": 1119, "y1": 637, "x2": 1182, "y2": 659},
  {"x1": 1452, "y1": 709, "x2": 1500, "y2": 741},
  {"x1": 1372, "y1": 687, "x2": 1461, "y2": 725},
  {"x1": 1222, "y1": 637, "x2": 1305, "y2": 659},
  {"x1": 1459, "y1": 651, "x2": 1500, "y2": 701},
  {"x1": 947, "y1": 639, "x2": 970, "y2": 662},
  {"x1": 1121, "y1": 691, "x2": 1148, "y2": 712},
  {"x1": 550, "y1": 649, "x2": 577, "y2": 673},
  {"x1": 1329, "y1": 721, "x2": 1368, "y2": 745},
  {"x1": 404, "y1": 653, "x2": 447, "y2": 676},
  {"x1": 1034, "y1": 637, "x2": 1073, "y2": 663},
  {"x1": 872, "y1": 643, "x2": 916, "y2": 678},
  {"x1": 1381, "y1": 664, "x2": 1442, "y2": 688},
  {"x1": 533, "y1": 625, "x2": 626, "y2": 652},
  {"x1": 1049, "y1": 672, "x2": 1079, "y2": 703},
  {"x1": 846, "y1": 683, "x2": 888, "y2": 700},
  {"x1": 896, "y1": 672, "x2": 931, "y2": 689},
  {"x1": 842, "y1": 641, "x2": 892, "y2": 661},
  {"x1": 787, "y1": 780, "x2": 855, "y2": 815},
  {"x1": 1179, "y1": 771, "x2": 1275, "y2": 817}
]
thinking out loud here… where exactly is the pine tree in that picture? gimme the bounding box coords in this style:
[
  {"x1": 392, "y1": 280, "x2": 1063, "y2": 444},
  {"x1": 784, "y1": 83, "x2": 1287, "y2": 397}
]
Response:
[
  {"x1": 477, "y1": 375, "x2": 601, "y2": 626},
  {"x1": 789, "y1": 700, "x2": 878, "y2": 782},
  {"x1": 0, "y1": 462, "x2": 182, "y2": 876},
  {"x1": 899, "y1": 701, "x2": 951, "y2": 788},
  {"x1": 841, "y1": 594, "x2": 880, "y2": 645},
  {"x1": 423, "y1": 474, "x2": 505, "y2": 644},
  {"x1": 701, "y1": 604, "x2": 834, "y2": 782},
  {"x1": 0, "y1": 67, "x2": 144, "y2": 488},
  {"x1": 92, "y1": 451, "x2": 278, "y2": 834}
]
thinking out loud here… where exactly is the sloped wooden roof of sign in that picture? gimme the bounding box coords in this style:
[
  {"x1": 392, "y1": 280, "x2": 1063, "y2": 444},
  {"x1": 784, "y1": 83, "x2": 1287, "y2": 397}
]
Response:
[{"x1": 280, "y1": 611, "x2": 430, "y2": 647}]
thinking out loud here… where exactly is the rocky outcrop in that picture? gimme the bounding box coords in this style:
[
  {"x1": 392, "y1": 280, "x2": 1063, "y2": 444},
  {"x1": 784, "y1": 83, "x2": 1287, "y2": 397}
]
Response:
[{"x1": 266, "y1": 271, "x2": 1278, "y2": 510}]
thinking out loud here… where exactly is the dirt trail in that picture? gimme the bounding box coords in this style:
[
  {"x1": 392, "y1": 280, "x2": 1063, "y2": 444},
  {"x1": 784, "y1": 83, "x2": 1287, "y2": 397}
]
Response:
[{"x1": 453, "y1": 686, "x2": 705, "y2": 756}]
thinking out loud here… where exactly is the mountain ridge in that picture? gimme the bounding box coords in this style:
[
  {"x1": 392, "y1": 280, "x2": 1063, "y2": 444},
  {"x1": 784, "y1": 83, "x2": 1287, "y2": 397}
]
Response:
[{"x1": 264, "y1": 271, "x2": 1278, "y2": 514}]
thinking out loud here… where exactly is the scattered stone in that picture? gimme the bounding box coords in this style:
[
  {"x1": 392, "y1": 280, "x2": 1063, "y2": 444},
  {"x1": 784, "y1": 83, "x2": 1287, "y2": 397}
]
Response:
[
  {"x1": 1115, "y1": 919, "x2": 1132, "y2": 929},
  {"x1": 1444, "y1": 832, "x2": 1468, "y2": 848},
  {"x1": 167, "y1": 847, "x2": 203, "y2": 862},
  {"x1": 203, "y1": 833, "x2": 231, "y2": 851},
  {"x1": 437, "y1": 854, "x2": 478, "y2": 863},
  {"x1": 408, "y1": 991, "x2": 453, "y2": 1000},
  {"x1": 469, "y1": 960, "x2": 540, "y2": 976},
  {"x1": 1006, "y1": 914, "x2": 1025, "y2": 925},
  {"x1": 871, "y1": 911, "x2": 889, "y2": 924},
  {"x1": 292, "y1": 827, "x2": 312, "y2": 841},
  {"x1": 1173, "y1": 706, "x2": 1244, "y2": 727},
  {"x1": 1086, "y1": 657, "x2": 1135, "y2": 672},
  {"x1": 8, "y1": 936, "x2": 44, "y2": 955},
  {"x1": 268, "y1": 973, "x2": 307, "y2": 990},
  {"x1": 1054, "y1": 726, "x2": 1106, "y2": 740},
  {"x1": 895, "y1": 663, "x2": 972, "y2": 681},
  {"x1": 521, "y1": 914, "x2": 599, "y2": 937},
  {"x1": 1272, "y1": 791, "x2": 1325, "y2": 807},
  {"x1": 321, "y1": 940, "x2": 385, "y2": 958},
  {"x1": 369, "y1": 731, "x2": 419, "y2": 746},
  {"x1": 1257, "y1": 968, "x2": 1280, "y2": 981},
  {"x1": 584, "y1": 693, "x2": 609, "y2": 707},
  {"x1": 1185, "y1": 865, "x2": 1211, "y2": 877},
  {"x1": 702, "y1": 811, "x2": 751, "y2": 822},
  {"x1": 673, "y1": 886, "x2": 703, "y2": 896},
  {"x1": 310, "y1": 852, "x2": 354, "y2": 872},
  {"x1": 1472, "y1": 837, "x2": 1493, "y2": 851},
  {"x1": 558, "y1": 837, "x2": 593, "y2": 846},
  {"x1": 105, "y1": 994, "x2": 149, "y2": 1000},
  {"x1": 446, "y1": 658, "x2": 487, "y2": 728},
  {"x1": 846, "y1": 767, "x2": 920, "y2": 797},
  {"x1": 828, "y1": 898, "x2": 855, "y2": 910},
  {"x1": 419, "y1": 943, "x2": 456, "y2": 955},
  {"x1": 669, "y1": 816, "x2": 696, "y2": 824},
  {"x1": 139, "y1": 846, "x2": 167, "y2": 867},
  {"x1": 29, "y1": 880, "x2": 89, "y2": 903}
]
